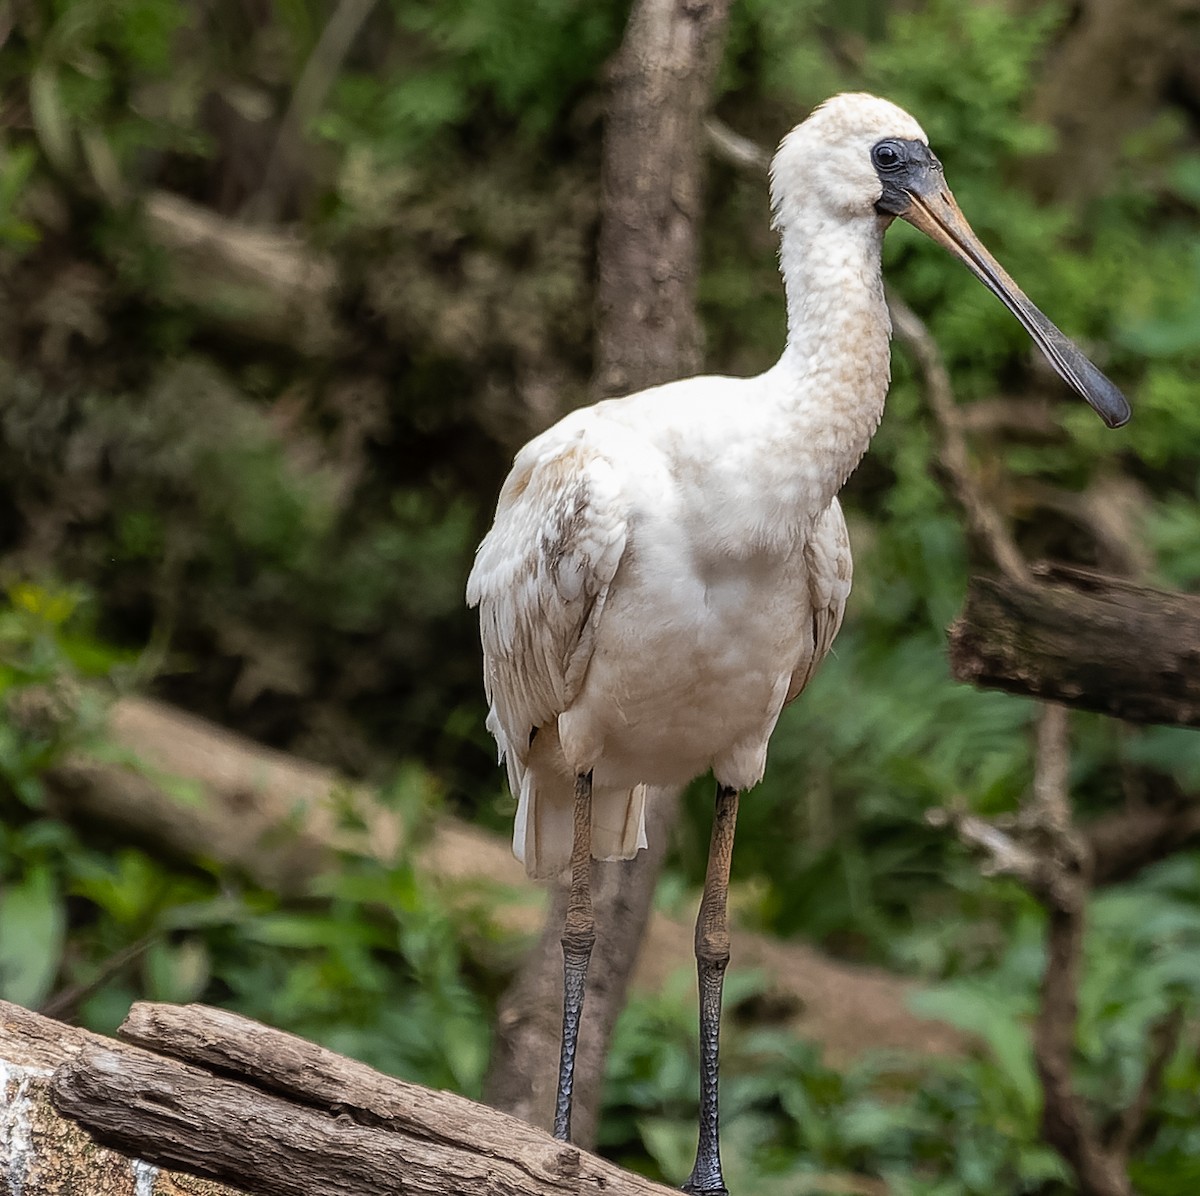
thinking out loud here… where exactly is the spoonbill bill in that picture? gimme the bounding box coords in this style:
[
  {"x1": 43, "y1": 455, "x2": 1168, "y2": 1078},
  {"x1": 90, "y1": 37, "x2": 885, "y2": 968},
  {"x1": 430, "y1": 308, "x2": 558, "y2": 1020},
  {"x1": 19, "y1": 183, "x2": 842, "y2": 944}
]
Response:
[{"x1": 467, "y1": 93, "x2": 1129, "y2": 1195}]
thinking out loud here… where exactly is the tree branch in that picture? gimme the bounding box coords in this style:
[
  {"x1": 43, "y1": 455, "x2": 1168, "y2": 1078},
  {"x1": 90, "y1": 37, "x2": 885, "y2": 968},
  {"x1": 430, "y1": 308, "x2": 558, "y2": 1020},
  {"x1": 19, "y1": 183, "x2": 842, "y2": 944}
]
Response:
[
  {"x1": 1106, "y1": 1004, "x2": 1186, "y2": 1158},
  {"x1": 886, "y1": 290, "x2": 1031, "y2": 584},
  {"x1": 949, "y1": 565, "x2": 1200, "y2": 727}
]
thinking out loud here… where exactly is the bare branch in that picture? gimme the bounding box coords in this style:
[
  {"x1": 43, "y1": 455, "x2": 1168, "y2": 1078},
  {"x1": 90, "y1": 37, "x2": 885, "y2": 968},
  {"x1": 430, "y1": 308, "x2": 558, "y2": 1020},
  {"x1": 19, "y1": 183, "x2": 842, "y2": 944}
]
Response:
[
  {"x1": 1088, "y1": 804, "x2": 1200, "y2": 884},
  {"x1": 925, "y1": 806, "x2": 1041, "y2": 884},
  {"x1": 886, "y1": 291, "x2": 1031, "y2": 584},
  {"x1": 39, "y1": 999, "x2": 683, "y2": 1196},
  {"x1": 1107, "y1": 1004, "x2": 1186, "y2": 1157},
  {"x1": 704, "y1": 117, "x2": 771, "y2": 172},
  {"x1": 246, "y1": 0, "x2": 379, "y2": 223},
  {"x1": 1032, "y1": 702, "x2": 1072, "y2": 830}
]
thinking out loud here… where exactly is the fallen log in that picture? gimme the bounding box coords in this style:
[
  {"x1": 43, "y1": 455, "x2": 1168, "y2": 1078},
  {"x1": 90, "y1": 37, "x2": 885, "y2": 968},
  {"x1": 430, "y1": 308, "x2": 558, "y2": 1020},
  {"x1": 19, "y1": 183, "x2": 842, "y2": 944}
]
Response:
[
  {"x1": 3, "y1": 1000, "x2": 888, "y2": 1196},
  {"x1": 948, "y1": 564, "x2": 1200, "y2": 727},
  {"x1": 142, "y1": 191, "x2": 342, "y2": 356},
  {"x1": 0, "y1": 1001, "x2": 245, "y2": 1196},
  {"x1": 3, "y1": 999, "x2": 678, "y2": 1196}
]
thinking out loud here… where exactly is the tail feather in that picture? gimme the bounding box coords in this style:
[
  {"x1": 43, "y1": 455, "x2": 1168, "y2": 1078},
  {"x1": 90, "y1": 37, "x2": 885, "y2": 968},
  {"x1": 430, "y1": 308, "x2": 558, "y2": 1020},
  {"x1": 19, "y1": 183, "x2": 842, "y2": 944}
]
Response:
[{"x1": 509, "y1": 724, "x2": 648, "y2": 879}]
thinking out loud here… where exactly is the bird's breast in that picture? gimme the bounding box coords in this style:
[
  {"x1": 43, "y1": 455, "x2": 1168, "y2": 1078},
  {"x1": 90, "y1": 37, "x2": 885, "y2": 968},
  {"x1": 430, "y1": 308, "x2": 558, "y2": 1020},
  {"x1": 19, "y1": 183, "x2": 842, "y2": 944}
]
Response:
[{"x1": 557, "y1": 533, "x2": 812, "y2": 790}]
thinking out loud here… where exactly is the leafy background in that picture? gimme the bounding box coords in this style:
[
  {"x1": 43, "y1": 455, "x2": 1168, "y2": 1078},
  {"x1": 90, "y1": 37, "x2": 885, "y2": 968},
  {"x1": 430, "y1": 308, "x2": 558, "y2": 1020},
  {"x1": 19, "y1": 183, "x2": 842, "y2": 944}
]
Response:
[{"x1": 2, "y1": 0, "x2": 1200, "y2": 1192}]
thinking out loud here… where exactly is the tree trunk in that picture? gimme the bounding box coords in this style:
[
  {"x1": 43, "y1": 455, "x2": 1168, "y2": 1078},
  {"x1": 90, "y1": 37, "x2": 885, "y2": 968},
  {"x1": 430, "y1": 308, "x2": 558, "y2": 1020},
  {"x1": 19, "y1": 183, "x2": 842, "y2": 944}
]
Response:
[
  {"x1": 591, "y1": 0, "x2": 732, "y2": 399},
  {"x1": 1024, "y1": 0, "x2": 1198, "y2": 206},
  {"x1": 483, "y1": 0, "x2": 734, "y2": 1147}
]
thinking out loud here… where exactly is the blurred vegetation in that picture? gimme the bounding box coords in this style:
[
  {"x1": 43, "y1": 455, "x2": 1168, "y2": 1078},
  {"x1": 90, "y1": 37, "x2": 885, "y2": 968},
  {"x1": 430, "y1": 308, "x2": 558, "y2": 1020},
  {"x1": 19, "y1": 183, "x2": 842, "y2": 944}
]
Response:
[{"x1": 2, "y1": 0, "x2": 1200, "y2": 1191}]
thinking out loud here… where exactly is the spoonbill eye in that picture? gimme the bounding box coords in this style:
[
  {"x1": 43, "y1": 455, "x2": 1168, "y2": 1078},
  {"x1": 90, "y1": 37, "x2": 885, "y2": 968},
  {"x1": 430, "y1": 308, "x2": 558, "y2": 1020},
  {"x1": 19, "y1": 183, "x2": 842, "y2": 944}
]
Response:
[{"x1": 872, "y1": 141, "x2": 902, "y2": 170}]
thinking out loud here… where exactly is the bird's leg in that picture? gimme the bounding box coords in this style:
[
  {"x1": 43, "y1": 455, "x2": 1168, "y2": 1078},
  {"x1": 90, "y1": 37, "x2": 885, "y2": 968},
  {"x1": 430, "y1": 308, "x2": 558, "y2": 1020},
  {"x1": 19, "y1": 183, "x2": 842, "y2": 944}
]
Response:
[
  {"x1": 553, "y1": 769, "x2": 596, "y2": 1142},
  {"x1": 683, "y1": 783, "x2": 739, "y2": 1196}
]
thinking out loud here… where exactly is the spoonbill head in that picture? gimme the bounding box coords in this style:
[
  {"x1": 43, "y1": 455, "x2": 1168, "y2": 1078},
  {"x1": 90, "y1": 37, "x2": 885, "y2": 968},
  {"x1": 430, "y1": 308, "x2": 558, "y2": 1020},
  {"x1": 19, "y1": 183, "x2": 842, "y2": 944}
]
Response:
[{"x1": 777, "y1": 93, "x2": 1130, "y2": 429}]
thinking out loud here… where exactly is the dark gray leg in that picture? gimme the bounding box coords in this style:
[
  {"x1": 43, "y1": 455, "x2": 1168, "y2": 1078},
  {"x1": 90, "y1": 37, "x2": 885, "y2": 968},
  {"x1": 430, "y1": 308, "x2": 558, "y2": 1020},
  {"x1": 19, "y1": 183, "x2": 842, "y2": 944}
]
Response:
[
  {"x1": 553, "y1": 770, "x2": 595, "y2": 1142},
  {"x1": 682, "y1": 783, "x2": 739, "y2": 1196}
]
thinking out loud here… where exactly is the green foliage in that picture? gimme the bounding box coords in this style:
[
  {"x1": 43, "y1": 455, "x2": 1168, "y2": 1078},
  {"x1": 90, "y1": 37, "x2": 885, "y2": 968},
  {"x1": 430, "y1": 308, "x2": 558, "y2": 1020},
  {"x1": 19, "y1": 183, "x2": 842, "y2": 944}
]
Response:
[
  {"x1": 0, "y1": 582, "x2": 127, "y2": 805},
  {"x1": 603, "y1": 970, "x2": 1074, "y2": 1194},
  {"x1": 1, "y1": 0, "x2": 1199, "y2": 1191},
  {"x1": 323, "y1": 0, "x2": 625, "y2": 158},
  {"x1": 602, "y1": 862, "x2": 1200, "y2": 1193},
  {"x1": 0, "y1": 586, "x2": 490, "y2": 1091}
]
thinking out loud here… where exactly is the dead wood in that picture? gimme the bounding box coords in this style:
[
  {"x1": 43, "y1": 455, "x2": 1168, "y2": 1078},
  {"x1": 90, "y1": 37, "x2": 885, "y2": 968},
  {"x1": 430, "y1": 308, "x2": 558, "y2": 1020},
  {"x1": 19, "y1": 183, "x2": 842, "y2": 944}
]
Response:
[
  {"x1": 948, "y1": 564, "x2": 1200, "y2": 727},
  {"x1": 141, "y1": 192, "x2": 342, "y2": 355},
  {"x1": 0, "y1": 1000, "x2": 244, "y2": 1196},
  {"x1": 5, "y1": 999, "x2": 677, "y2": 1196},
  {"x1": 2, "y1": 1000, "x2": 888, "y2": 1196},
  {"x1": 486, "y1": 0, "x2": 735, "y2": 1146}
]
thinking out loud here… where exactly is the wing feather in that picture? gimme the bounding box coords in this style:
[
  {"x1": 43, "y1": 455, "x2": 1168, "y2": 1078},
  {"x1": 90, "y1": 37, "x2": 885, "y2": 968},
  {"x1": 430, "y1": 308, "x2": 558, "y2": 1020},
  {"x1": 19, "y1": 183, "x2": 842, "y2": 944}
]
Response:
[
  {"x1": 466, "y1": 438, "x2": 627, "y2": 769},
  {"x1": 786, "y1": 498, "x2": 853, "y2": 703}
]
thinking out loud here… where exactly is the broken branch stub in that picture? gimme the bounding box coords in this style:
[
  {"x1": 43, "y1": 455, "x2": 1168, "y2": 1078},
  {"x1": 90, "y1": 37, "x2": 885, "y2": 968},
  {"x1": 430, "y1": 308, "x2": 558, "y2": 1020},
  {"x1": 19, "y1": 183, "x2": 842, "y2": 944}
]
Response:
[{"x1": 949, "y1": 565, "x2": 1200, "y2": 727}]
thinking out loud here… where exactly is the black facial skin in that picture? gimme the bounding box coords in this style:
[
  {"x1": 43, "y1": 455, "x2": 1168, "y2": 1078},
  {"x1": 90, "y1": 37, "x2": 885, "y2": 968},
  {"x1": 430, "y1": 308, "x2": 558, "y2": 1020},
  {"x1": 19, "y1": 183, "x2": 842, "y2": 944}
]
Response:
[
  {"x1": 872, "y1": 138, "x2": 944, "y2": 217},
  {"x1": 867, "y1": 135, "x2": 1131, "y2": 429}
]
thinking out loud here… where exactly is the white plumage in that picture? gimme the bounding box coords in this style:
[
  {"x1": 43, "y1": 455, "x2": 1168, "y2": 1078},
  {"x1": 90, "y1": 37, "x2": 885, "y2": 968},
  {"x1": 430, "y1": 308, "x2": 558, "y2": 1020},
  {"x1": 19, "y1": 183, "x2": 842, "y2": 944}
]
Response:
[
  {"x1": 468, "y1": 92, "x2": 1129, "y2": 1176},
  {"x1": 466, "y1": 93, "x2": 915, "y2": 878}
]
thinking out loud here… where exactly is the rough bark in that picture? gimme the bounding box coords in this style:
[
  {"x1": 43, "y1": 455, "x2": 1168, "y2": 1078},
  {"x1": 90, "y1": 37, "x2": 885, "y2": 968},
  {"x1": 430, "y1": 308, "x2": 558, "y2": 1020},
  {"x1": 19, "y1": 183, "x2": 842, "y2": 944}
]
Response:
[
  {"x1": 948, "y1": 564, "x2": 1200, "y2": 727},
  {"x1": 592, "y1": 0, "x2": 733, "y2": 400},
  {"x1": 0, "y1": 1000, "x2": 680, "y2": 1196},
  {"x1": 0, "y1": 1001, "x2": 244, "y2": 1196},
  {"x1": 484, "y1": 0, "x2": 734, "y2": 1146}
]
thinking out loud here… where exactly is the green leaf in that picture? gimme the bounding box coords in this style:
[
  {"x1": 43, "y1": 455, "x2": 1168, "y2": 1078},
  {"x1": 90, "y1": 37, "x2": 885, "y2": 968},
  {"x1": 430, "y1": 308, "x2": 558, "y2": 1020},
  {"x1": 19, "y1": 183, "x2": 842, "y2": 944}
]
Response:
[
  {"x1": 29, "y1": 67, "x2": 75, "y2": 174},
  {"x1": 909, "y1": 985, "x2": 1039, "y2": 1119},
  {"x1": 0, "y1": 866, "x2": 66, "y2": 1008}
]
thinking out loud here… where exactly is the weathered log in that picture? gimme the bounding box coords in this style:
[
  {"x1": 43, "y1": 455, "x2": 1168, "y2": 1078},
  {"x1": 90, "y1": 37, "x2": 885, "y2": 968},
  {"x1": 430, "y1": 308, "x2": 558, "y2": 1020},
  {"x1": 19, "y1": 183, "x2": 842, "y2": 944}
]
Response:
[
  {"x1": 0, "y1": 1001, "x2": 244, "y2": 1196},
  {"x1": 1, "y1": 1000, "x2": 888, "y2": 1196},
  {"x1": 42, "y1": 1000, "x2": 681, "y2": 1196},
  {"x1": 142, "y1": 192, "x2": 342, "y2": 355},
  {"x1": 948, "y1": 564, "x2": 1200, "y2": 727}
]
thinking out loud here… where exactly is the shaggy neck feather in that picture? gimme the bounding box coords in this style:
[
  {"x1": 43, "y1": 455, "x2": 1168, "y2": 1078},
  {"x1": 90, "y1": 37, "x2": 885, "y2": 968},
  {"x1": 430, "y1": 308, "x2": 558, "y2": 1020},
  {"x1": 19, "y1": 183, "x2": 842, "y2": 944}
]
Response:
[{"x1": 766, "y1": 205, "x2": 894, "y2": 515}]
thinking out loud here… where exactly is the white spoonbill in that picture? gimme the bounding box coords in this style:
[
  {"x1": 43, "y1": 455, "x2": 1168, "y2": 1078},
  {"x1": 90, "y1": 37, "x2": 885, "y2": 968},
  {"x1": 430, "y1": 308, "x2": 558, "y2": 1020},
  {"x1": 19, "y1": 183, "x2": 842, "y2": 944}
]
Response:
[{"x1": 467, "y1": 93, "x2": 1129, "y2": 1195}]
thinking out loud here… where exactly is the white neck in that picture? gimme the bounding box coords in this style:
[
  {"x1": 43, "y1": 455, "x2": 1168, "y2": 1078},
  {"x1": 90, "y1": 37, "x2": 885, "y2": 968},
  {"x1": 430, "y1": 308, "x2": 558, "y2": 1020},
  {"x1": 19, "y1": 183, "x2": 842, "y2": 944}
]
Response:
[{"x1": 765, "y1": 206, "x2": 893, "y2": 514}]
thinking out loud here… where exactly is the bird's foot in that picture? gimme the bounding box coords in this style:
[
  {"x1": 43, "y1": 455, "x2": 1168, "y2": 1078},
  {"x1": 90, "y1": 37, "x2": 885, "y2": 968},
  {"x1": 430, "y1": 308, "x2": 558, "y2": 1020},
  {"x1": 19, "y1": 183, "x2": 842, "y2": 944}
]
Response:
[
  {"x1": 680, "y1": 1179, "x2": 728, "y2": 1196},
  {"x1": 681, "y1": 1160, "x2": 728, "y2": 1196}
]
